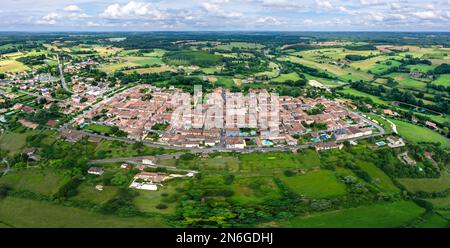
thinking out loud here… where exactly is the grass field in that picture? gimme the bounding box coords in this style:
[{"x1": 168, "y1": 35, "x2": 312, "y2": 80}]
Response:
[
  {"x1": 432, "y1": 74, "x2": 450, "y2": 87},
  {"x1": 72, "y1": 182, "x2": 119, "y2": 205},
  {"x1": 239, "y1": 152, "x2": 318, "y2": 172},
  {"x1": 357, "y1": 161, "x2": 399, "y2": 193},
  {"x1": 271, "y1": 72, "x2": 300, "y2": 83},
  {"x1": 0, "y1": 197, "x2": 164, "y2": 227},
  {"x1": 85, "y1": 124, "x2": 114, "y2": 135},
  {"x1": 390, "y1": 119, "x2": 450, "y2": 149},
  {"x1": 0, "y1": 168, "x2": 70, "y2": 196},
  {"x1": 398, "y1": 171, "x2": 450, "y2": 193},
  {"x1": 279, "y1": 169, "x2": 348, "y2": 198},
  {"x1": 425, "y1": 195, "x2": 450, "y2": 209},
  {"x1": 132, "y1": 179, "x2": 183, "y2": 215},
  {"x1": 414, "y1": 213, "x2": 449, "y2": 228},
  {"x1": 230, "y1": 176, "x2": 282, "y2": 205},
  {"x1": 280, "y1": 201, "x2": 425, "y2": 228},
  {"x1": 338, "y1": 87, "x2": 388, "y2": 105},
  {"x1": 0, "y1": 132, "x2": 28, "y2": 154},
  {"x1": 384, "y1": 73, "x2": 427, "y2": 90}
]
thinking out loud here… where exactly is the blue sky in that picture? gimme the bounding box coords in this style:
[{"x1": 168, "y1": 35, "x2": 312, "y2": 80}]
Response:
[{"x1": 1, "y1": 0, "x2": 450, "y2": 31}]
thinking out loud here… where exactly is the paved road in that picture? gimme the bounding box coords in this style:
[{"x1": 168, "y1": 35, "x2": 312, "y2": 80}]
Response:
[{"x1": 57, "y1": 54, "x2": 71, "y2": 92}]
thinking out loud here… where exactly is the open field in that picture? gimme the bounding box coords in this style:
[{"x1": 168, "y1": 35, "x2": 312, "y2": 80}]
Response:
[
  {"x1": 357, "y1": 161, "x2": 399, "y2": 193},
  {"x1": 72, "y1": 182, "x2": 119, "y2": 205},
  {"x1": 271, "y1": 72, "x2": 300, "y2": 83},
  {"x1": 432, "y1": 74, "x2": 450, "y2": 87},
  {"x1": 123, "y1": 65, "x2": 173, "y2": 74},
  {"x1": 384, "y1": 73, "x2": 427, "y2": 90},
  {"x1": 0, "y1": 59, "x2": 29, "y2": 73},
  {"x1": 0, "y1": 132, "x2": 28, "y2": 154},
  {"x1": 390, "y1": 119, "x2": 450, "y2": 149},
  {"x1": 279, "y1": 169, "x2": 348, "y2": 198},
  {"x1": 230, "y1": 176, "x2": 282, "y2": 205},
  {"x1": 338, "y1": 87, "x2": 388, "y2": 105},
  {"x1": 279, "y1": 201, "x2": 425, "y2": 228},
  {"x1": 215, "y1": 42, "x2": 265, "y2": 50},
  {"x1": 414, "y1": 213, "x2": 449, "y2": 228},
  {"x1": 425, "y1": 195, "x2": 450, "y2": 209},
  {"x1": 398, "y1": 171, "x2": 450, "y2": 193},
  {"x1": 0, "y1": 168, "x2": 70, "y2": 196},
  {"x1": 0, "y1": 197, "x2": 164, "y2": 227}
]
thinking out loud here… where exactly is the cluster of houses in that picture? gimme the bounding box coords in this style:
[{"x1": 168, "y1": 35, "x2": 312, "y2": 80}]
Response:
[{"x1": 76, "y1": 85, "x2": 377, "y2": 150}]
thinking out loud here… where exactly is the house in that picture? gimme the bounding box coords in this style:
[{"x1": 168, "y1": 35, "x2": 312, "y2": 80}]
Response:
[
  {"x1": 60, "y1": 129, "x2": 85, "y2": 143},
  {"x1": 22, "y1": 147, "x2": 36, "y2": 156},
  {"x1": 383, "y1": 109, "x2": 394, "y2": 116},
  {"x1": 120, "y1": 163, "x2": 132, "y2": 170},
  {"x1": 134, "y1": 172, "x2": 166, "y2": 183},
  {"x1": 142, "y1": 156, "x2": 158, "y2": 165},
  {"x1": 225, "y1": 137, "x2": 246, "y2": 149},
  {"x1": 225, "y1": 127, "x2": 240, "y2": 137},
  {"x1": 18, "y1": 119, "x2": 39, "y2": 129},
  {"x1": 88, "y1": 136, "x2": 102, "y2": 143},
  {"x1": 315, "y1": 141, "x2": 343, "y2": 151},
  {"x1": 425, "y1": 121, "x2": 438, "y2": 130},
  {"x1": 386, "y1": 136, "x2": 405, "y2": 148},
  {"x1": 88, "y1": 167, "x2": 104, "y2": 175}
]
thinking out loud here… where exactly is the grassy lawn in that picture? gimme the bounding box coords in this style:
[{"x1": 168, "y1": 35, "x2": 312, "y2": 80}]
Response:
[
  {"x1": 384, "y1": 73, "x2": 427, "y2": 90},
  {"x1": 357, "y1": 161, "x2": 399, "y2": 193},
  {"x1": 280, "y1": 201, "x2": 425, "y2": 228},
  {"x1": 366, "y1": 114, "x2": 393, "y2": 134},
  {"x1": 0, "y1": 197, "x2": 164, "y2": 227},
  {"x1": 203, "y1": 155, "x2": 240, "y2": 172},
  {"x1": 390, "y1": 119, "x2": 450, "y2": 149},
  {"x1": 71, "y1": 182, "x2": 119, "y2": 205},
  {"x1": 279, "y1": 169, "x2": 347, "y2": 198},
  {"x1": 123, "y1": 65, "x2": 173, "y2": 74},
  {"x1": 0, "y1": 168, "x2": 71, "y2": 196},
  {"x1": 399, "y1": 171, "x2": 450, "y2": 193},
  {"x1": 85, "y1": 123, "x2": 114, "y2": 135}
]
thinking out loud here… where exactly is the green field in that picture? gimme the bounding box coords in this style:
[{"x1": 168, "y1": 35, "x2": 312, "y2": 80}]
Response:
[
  {"x1": 85, "y1": 124, "x2": 114, "y2": 135},
  {"x1": 0, "y1": 132, "x2": 28, "y2": 154},
  {"x1": 72, "y1": 182, "x2": 119, "y2": 205},
  {"x1": 271, "y1": 72, "x2": 300, "y2": 83},
  {"x1": 279, "y1": 169, "x2": 348, "y2": 198},
  {"x1": 239, "y1": 151, "x2": 319, "y2": 172},
  {"x1": 432, "y1": 74, "x2": 450, "y2": 87},
  {"x1": 0, "y1": 197, "x2": 164, "y2": 227},
  {"x1": 398, "y1": 171, "x2": 450, "y2": 193},
  {"x1": 230, "y1": 176, "x2": 282, "y2": 205},
  {"x1": 390, "y1": 119, "x2": 450, "y2": 149},
  {"x1": 0, "y1": 168, "x2": 70, "y2": 196},
  {"x1": 357, "y1": 161, "x2": 399, "y2": 193},
  {"x1": 280, "y1": 201, "x2": 425, "y2": 228},
  {"x1": 425, "y1": 195, "x2": 450, "y2": 209},
  {"x1": 338, "y1": 87, "x2": 388, "y2": 105},
  {"x1": 384, "y1": 73, "x2": 427, "y2": 90},
  {"x1": 414, "y1": 213, "x2": 449, "y2": 228},
  {"x1": 215, "y1": 42, "x2": 265, "y2": 50}
]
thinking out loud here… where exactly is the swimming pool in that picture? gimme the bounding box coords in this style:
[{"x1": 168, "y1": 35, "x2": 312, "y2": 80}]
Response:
[
  {"x1": 262, "y1": 140, "x2": 273, "y2": 146},
  {"x1": 376, "y1": 141, "x2": 386, "y2": 146}
]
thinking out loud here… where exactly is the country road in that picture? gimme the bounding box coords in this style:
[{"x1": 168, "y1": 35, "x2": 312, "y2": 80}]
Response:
[{"x1": 57, "y1": 54, "x2": 71, "y2": 92}]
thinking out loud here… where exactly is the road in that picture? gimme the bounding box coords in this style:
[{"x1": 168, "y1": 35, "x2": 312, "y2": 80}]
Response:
[
  {"x1": 1, "y1": 159, "x2": 10, "y2": 176},
  {"x1": 57, "y1": 54, "x2": 71, "y2": 92}
]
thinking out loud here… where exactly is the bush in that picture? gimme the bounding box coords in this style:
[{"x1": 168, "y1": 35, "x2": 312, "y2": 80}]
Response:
[
  {"x1": 283, "y1": 170, "x2": 296, "y2": 177},
  {"x1": 155, "y1": 203, "x2": 168, "y2": 209}
]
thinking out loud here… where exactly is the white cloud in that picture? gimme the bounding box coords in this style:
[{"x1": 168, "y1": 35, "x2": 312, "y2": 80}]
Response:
[
  {"x1": 36, "y1": 12, "x2": 59, "y2": 25},
  {"x1": 63, "y1": 5, "x2": 82, "y2": 12},
  {"x1": 201, "y1": 2, "x2": 242, "y2": 18},
  {"x1": 101, "y1": 1, "x2": 166, "y2": 20},
  {"x1": 413, "y1": 11, "x2": 438, "y2": 19}
]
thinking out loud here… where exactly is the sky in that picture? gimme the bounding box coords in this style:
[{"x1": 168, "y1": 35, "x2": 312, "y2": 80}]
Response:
[{"x1": 1, "y1": 0, "x2": 450, "y2": 31}]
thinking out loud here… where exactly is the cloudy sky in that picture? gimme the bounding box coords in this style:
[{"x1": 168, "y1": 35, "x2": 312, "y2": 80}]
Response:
[{"x1": 1, "y1": 0, "x2": 450, "y2": 31}]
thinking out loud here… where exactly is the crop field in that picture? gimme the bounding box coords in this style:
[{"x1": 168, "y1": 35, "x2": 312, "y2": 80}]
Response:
[
  {"x1": 215, "y1": 42, "x2": 265, "y2": 50},
  {"x1": 0, "y1": 168, "x2": 71, "y2": 196},
  {"x1": 390, "y1": 119, "x2": 450, "y2": 149},
  {"x1": 0, "y1": 197, "x2": 164, "y2": 228},
  {"x1": 0, "y1": 59, "x2": 29, "y2": 73},
  {"x1": 384, "y1": 73, "x2": 428, "y2": 90},
  {"x1": 123, "y1": 65, "x2": 173, "y2": 74},
  {"x1": 280, "y1": 201, "x2": 425, "y2": 228},
  {"x1": 239, "y1": 152, "x2": 318, "y2": 172}
]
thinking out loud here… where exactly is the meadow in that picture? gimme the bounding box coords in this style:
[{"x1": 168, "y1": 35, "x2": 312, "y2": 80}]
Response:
[
  {"x1": 0, "y1": 197, "x2": 164, "y2": 228},
  {"x1": 390, "y1": 119, "x2": 450, "y2": 149},
  {"x1": 280, "y1": 201, "x2": 425, "y2": 228},
  {"x1": 398, "y1": 171, "x2": 450, "y2": 193}
]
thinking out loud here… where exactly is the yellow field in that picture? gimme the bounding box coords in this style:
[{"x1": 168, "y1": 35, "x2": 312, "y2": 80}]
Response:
[
  {"x1": 0, "y1": 60, "x2": 29, "y2": 73},
  {"x1": 93, "y1": 46, "x2": 123, "y2": 56}
]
